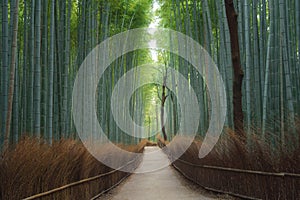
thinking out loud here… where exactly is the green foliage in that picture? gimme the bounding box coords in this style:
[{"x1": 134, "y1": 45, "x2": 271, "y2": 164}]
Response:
[
  {"x1": 1, "y1": 0, "x2": 300, "y2": 151},
  {"x1": 0, "y1": 0, "x2": 153, "y2": 147},
  {"x1": 156, "y1": 0, "x2": 300, "y2": 149}
]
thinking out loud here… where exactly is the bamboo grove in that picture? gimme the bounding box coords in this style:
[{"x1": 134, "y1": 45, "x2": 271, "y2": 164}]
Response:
[
  {"x1": 0, "y1": 0, "x2": 152, "y2": 148},
  {"x1": 1, "y1": 0, "x2": 300, "y2": 150},
  {"x1": 158, "y1": 0, "x2": 300, "y2": 149}
]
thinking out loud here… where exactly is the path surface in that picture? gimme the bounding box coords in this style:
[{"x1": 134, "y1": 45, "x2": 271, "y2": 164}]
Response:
[{"x1": 99, "y1": 147, "x2": 229, "y2": 200}]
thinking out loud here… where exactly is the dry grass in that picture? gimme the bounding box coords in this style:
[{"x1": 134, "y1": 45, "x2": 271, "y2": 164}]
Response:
[
  {"x1": 0, "y1": 138, "x2": 146, "y2": 200},
  {"x1": 167, "y1": 128, "x2": 300, "y2": 199}
]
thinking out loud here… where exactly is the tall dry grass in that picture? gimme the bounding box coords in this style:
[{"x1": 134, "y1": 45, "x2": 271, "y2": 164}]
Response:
[
  {"x1": 167, "y1": 126, "x2": 300, "y2": 199},
  {"x1": 169, "y1": 128, "x2": 299, "y2": 173},
  {"x1": 0, "y1": 138, "x2": 146, "y2": 200}
]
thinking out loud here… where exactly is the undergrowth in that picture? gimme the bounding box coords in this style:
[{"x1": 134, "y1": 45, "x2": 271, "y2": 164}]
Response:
[
  {"x1": 0, "y1": 138, "x2": 146, "y2": 200},
  {"x1": 167, "y1": 125, "x2": 300, "y2": 199}
]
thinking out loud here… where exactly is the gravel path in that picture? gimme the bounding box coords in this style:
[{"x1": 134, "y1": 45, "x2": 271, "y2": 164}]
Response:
[{"x1": 98, "y1": 147, "x2": 234, "y2": 200}]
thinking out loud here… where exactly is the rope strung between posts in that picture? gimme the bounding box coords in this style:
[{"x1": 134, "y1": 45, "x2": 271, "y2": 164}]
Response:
[
  {"x1": 172, "y1": 164, "x2": 262, "y2": 200},
  {"x1": 169, "y1": 153, "x2": 299, "y2": 200},
  {"x1": 23, "y1": 156, "x2": 141, "y2": 200},
  {"x1": 171, "y1": 155, "x2": 300, "y2": 178}
]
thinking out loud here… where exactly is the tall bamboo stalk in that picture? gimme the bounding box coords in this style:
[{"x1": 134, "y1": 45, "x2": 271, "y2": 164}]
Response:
[
  {"x1": 33, "y1": 0, "x2": 42, "y2": 137},
  {"x1": 4, "y1": 0, "x2": 20, "y2": 151},
  {"x1": 47, "y1": 0, "x2": 55, "y2": 144},
  {"x1": 1, "y1": 0, "x2": 9, "y2": 145}
]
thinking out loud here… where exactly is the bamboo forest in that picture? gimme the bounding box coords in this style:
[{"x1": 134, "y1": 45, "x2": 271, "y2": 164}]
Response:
[{"x1": 0, "y1": 0, "x2": 299, "y2": 199}]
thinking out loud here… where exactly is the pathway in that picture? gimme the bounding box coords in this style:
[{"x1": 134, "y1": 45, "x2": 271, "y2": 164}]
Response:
[{"x1": 99, "y1": 146, "x2": 229, "y2": 200}]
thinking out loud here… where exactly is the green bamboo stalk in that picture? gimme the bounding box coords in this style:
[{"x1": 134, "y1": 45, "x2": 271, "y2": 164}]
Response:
[
  {"x1": 222, "y1": 0, "x2": 234, "y2": 128},
  {"x1": 296, "y1": 0, "x2": 300, "y2": 113},
  {"x1": 279, "y1": 0, "x2": 296, "y2": 144},
  {"x1": 1, "y1": 0, "x2": 9, "y2": 145},
  {"x1": 33, "y1": 0, "x2": 42, "y2": 137},
  {"x1": 21, "y1": 0, "x2": 28, "y2": 137},
  {"x1": 27, "y1": 0, "x2": 35, "y2": 135},
  {"x1": 262, "y1": 0, "x2": 274, "y2": 138},
  {"x1": 54, "y1": 0, "x2": 62, "y2": 138},
  {"x1": 244, "y1": 0, "x2": 251, "y2": 135},
  {"x1": 8, "y1": 0, "x2": 15, "y2": 66},
  {"x1": 259, "y1": 0, "x2": 267, "y2": 90},
  {"x1": 297, "y1": 0, "x2": 300, "y2": 58},
  {"x1": 216, "y1": 0, "x2": 232, "y2": 128},
  {"x1": 252, "y1": 0, "x2": 262, "y2": 129},
  {"x1": 203, "y1": 0, "x2": 216, "y2": 62},
  {"x1": 41, "y1": 0, "x2": 48, "y2": 137},
  {"x1": 59, "y1": 0, "x2": 66, "y2": 137},
  {"x1": 12, "y1": 53, "x2": 19, "y2": 144},
  {"x1": 65, "y1": 0, "x2": 72, "y2": 137},
  {"x1": 47, "y1": 0, "x2": 55, "y2": 144},
  {"x1": 271, "y1": 0, "x2": 279, "y2": 136},
  {"x1": 4, "y1": 0, "x2": 19, "y2": 151}
]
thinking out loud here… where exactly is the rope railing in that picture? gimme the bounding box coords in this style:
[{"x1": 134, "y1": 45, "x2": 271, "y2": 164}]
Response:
[
  {"x1": 89, "y1": 172, "x2": 131, "y2": 200},
  {"x1": 174, "y1": 157, "x2": 300, "y2": 178},
  {"x1": 169, "y1": 154, "x2": 300, "y2": 200},
  {"x1": 23, "y1": 156, "x2": 141, "y2": 200},
  {"x1": 172, "y1": 164, "x2": 262, "y2": 200}
]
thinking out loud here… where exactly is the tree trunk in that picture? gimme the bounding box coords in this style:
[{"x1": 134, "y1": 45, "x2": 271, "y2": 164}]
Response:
[
  {"x1": 224, "y1": 0, "x2": 245, "y2": 139},
  {"x1": 161, "y1": 73, "x2": 168, "y2": 141}
]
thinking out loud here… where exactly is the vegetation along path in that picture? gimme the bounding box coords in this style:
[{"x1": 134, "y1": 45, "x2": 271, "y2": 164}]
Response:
[{"x1": 99, "y1": 147, "x2": 231, "y2": 200}]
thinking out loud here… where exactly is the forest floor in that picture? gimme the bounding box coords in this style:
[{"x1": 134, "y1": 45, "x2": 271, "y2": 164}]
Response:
[{"x1": 98, "y1": 146, "x2": 234, "y2": 200}]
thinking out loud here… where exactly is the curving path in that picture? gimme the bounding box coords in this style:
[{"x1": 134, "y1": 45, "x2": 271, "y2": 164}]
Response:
[{"x1": 99, "y1": 147, "x2": 232, "y2": 200}]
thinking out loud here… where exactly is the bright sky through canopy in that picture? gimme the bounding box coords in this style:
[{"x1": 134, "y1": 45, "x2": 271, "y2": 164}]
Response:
[{"x1": 149, "y1": 0, "x2": 160, "y2": 62}]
